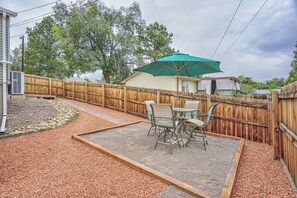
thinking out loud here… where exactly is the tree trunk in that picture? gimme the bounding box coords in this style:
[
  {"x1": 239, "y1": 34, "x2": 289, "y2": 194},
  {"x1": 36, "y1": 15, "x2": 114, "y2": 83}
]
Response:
[{"x1": 103, "y1": 71, "x2": 110, "y2": 84}]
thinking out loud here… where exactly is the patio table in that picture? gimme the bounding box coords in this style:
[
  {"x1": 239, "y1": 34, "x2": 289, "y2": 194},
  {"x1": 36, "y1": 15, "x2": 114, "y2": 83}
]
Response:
[
  {"x1": 173, "y1": 107, "x2": 199, "y2": 137},
  {"x1": 173, "y1": 107, "x2": 199, "y2": 119}
]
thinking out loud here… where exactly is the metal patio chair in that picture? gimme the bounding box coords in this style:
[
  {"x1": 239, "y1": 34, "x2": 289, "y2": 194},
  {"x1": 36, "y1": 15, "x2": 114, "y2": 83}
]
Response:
[
  {"x1": 144, "y1": 100, "x2": 156, "y2": 135},
  {"x1": 151, "y1": 103, "x2": 182, "y2": 154},
  {"x1": 184, "y1": 100, "x2": 200, "y2": 119},
  {"x1": 185, "y1": 103, "x2": 218, "y2": 150}
]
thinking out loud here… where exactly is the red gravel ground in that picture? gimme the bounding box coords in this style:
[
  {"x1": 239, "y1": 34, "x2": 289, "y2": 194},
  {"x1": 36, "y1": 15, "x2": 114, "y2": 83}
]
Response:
[
  {"x1": 0, "y1": 112, "x2": 166, "y2": 198},
  {"x1": 232, "y1": 140, "x2": 295, "y2": 197},
  {"x1": 1, "y1": 99, "x2": 295, "y2": 197}
]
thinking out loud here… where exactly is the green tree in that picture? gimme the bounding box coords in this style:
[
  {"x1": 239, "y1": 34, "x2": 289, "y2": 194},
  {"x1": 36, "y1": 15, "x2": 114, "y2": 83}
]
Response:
[
  {"x1": 237, "y1": 75, "x2": 285, "y2": 94},
  {"x1": 238, "y1": 75, "x2": 257, "y2": 85},
  {"x1": 53, "y1": 0, "x2": 145, "y2": 83},
  {"x1": 286, "y1": 42, "x2": 297, "y2": 84},
  {"x1": 237, "y1": 75, "x2": 257, "y2": 93},
  {"x1": 52, "y1": 1, "x2": 91, "y2": 77},
  {"x1": 53, "y1": 0, "x2": 175, "y2": 83},
  {"x1": 265, "y1": 78, "x2": 285, "y2": 88},
  {"x1": 135, "y1": 22, "x2": 175, "y2": 64},
  {"x1": 255, "y1": 82, "x2": 268, "y2": 89},
  {"x1": 25, "y1": 16, "x2": 68, "y2": 78},
  {"x1": 11, "y1": 46, "x2": 22, "y2": 71}
]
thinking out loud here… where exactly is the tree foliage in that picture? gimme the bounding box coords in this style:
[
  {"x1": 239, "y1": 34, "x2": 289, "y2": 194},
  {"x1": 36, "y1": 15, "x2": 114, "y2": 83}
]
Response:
[
  {"x1": 238, "y1": 75, "x2": 285, "y2": 93},
  {"x1": 11, "y1": 46, "x2": 22, "y2": 71},
  {"x1": 24, "y1": 16, "x2": 68, "y2": 78},
  {"x1": 15, "y1": 0, "x2": 175, "y2": 82},
  {"x1": 266, "y1": 78, "x2": 285, "y2": 88},
  {"x1": 286, "y1": 42, "x2": 297, "y2": 84},
  {"x1": 53, "y1": 0, "x2": 146, "y2": 83},
  {"x1": 52, "y1": 0, "x2": 175, "y2": 83},
  {"x1": 55, "y1": 0, "x2": 141, "y2": 83},
  {"x1": 135, "y1": 22, "x2": 175, "y2": 64}
]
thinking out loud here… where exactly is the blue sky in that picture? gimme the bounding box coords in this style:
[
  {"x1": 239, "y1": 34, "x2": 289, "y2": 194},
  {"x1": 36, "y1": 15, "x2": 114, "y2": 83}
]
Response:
[{"x1": 1, "y1": 0, "x2": 297, "y2": 82}]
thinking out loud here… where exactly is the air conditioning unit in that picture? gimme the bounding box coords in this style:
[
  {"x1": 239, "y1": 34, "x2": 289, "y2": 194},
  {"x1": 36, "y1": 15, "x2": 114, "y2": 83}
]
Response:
[{"x1": 10, "y1": 71, "x2": 24, "y2": 95}]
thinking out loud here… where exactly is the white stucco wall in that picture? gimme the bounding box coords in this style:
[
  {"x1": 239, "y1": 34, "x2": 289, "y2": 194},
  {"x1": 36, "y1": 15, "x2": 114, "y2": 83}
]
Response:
[
  {"x1": 187, "y1": 80, "x2": 196, "y2": 93},
  {"x1": 124, "y1": 73, "x2": 197, "y2": 93}
]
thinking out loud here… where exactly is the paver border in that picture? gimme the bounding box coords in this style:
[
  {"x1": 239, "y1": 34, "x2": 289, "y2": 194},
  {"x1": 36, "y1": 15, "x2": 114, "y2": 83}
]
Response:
[{"x1": 72, "y1": 121, "x2": 244, "y2": 198}]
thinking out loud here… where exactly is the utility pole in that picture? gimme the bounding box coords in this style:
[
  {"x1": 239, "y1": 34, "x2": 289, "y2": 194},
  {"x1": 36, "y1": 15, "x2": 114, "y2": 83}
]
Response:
[{"x1": 20, "y1": 35, "x2": 24, "y2": 71}]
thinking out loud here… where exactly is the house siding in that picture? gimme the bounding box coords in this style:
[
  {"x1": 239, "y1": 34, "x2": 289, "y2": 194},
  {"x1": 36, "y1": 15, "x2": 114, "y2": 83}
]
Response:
[
  {"x1": 125, "y1": 73, "x2": 197, "y2": 93},
  {"x1": 0, "y1": 13, "x2": 2, "y2": 125},
  {"x1": 6, "y1": 16, "x2": 10, "y2": 82},
  {"x1": 197, "y1": 78, "x2": 241, "y2": 95},
  {"x1": 0, "y1": 11, "x2": 13, "y2": 127},
  {"x1": 0, "y1": 13, "x2": 10, "y2": 82},
  {"x1": 0, "y1": 13, "x2": 2, "y2": 82}
]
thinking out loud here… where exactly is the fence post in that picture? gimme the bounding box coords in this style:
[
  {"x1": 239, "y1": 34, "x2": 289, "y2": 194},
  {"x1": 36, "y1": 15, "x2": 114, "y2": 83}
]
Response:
[
  {"x1": 156, "y1": 89, "x2": 160, "y2": 104},
  {"x1": 272, "y1": 91, "x2": 280, "y2": 159},
  {"x1": 124, "y1": 86, "x2": 127, "y2": 113},
  {"x1": 63, "y1": 81, "x2": 65, "y2": 98},
  {"x1": 85, "y1": 82, "x2": 88, "y2": 102},
  {"x1": 206, "y1": 95, "x2": 212, "y2": 132},
  {"x1": 72, "y1": 81, "x2": 75, "y2": 100},
  {"x1": 102, "y1": 84, "x2": 105, "y2": 107},
  {"x1": 49, "y1": 78, "x2": 52, "y2": 95}
]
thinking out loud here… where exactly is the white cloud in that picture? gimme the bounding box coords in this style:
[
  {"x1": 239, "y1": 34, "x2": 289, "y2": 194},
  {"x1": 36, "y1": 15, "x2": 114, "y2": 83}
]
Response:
[
  {"x1": 80, "y1": 70, "x2": 102, "y2": 82},
  {"x1": 2, "y1": 0, "x2": 296, "y2": 82}
]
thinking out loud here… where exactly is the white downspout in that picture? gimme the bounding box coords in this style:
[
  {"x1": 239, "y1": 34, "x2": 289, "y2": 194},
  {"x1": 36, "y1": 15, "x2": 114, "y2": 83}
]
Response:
[{"x1": 1, "y1": 12, "x2": 7, "y2": 133}]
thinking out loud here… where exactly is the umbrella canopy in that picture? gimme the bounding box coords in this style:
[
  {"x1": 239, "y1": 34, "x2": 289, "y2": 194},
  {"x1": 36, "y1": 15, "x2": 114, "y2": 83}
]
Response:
[
  {"x1": 134, "y1": 53, "x2": 222, "y2": 77},
  {"x1": 133, "y1": 53, "x2": 222, "y2": 104}
]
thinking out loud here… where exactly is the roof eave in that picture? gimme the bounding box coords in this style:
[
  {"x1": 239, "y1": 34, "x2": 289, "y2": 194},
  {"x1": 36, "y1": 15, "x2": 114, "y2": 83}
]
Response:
[
  {"x1": 0, "y1": 7, "x2": 18, "y2": 17},
  {"x1": 121, "y1": 72, "x2": 140, "y2": 84}
]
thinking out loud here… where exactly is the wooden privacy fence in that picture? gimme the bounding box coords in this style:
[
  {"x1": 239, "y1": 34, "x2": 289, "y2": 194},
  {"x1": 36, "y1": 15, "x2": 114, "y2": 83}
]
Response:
[
  {"x1": 25, "y1": 74, "x2": 297, "y2": 187},
  {"x1": 24, "y1": 74, "x2": 271, "y2": 145},
  {"x1": 25, "y1": 74, "x2": 63, "y2": 96},
  {"x1": 272, "y1": 82, "x2": 297, "y2": 186}
]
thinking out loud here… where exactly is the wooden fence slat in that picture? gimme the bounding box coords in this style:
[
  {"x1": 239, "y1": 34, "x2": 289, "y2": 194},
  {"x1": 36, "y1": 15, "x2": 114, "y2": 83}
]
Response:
[
  {"x1": 124, "y1": 86, "x2": 127, "y2": 113},
  {"x1": 102, "y1": 84, "x2": 105, "y2": 107},
  {"x1": 278, "y1": 81, "x2": 297, "y2": 187},
  {"x1": 72, "y1": 82, "x2": 75, "y2": 100},
  {"x1": 85, "y1": 83, "x2": 88, "y2": 102},
  {"x1": 272, "y1": 91, "x2": 280, "y2": 159},
  {"x1": 49, "y1": 78, "x2": 52, "y2": 95}
]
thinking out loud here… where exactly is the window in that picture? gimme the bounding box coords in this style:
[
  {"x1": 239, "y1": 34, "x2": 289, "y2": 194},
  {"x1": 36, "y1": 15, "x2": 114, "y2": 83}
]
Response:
[
  {"x1": 211, "y1": 80, "x2": 216, "y2": 94},
  {"x1": 181, "y1": 80, "x2": 189, "y2": 92}
]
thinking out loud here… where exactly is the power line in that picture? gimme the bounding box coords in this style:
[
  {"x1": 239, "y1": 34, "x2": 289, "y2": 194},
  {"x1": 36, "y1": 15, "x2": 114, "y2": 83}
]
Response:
[
  {"x1": 10, "y1": 15, "x2": 53, "y2": 28},
  {"x1": 18, "y1": 0, "x2": 61, "y2": 14},
  {"x1": 10, "y1": 11, "x2": 54, "y2": 27},
  {"x1": 10, "y1": 1, "x2": 88, "y2": 28},
  {"x1": 219, "y1": 0, "x2": 269, "y2": 60},
  {"x1": 210, "y1": 0, "x2": 243, "y2": 59},
  {"x1": 10, "y1": 32, "x2": 26, "y2": 38}
]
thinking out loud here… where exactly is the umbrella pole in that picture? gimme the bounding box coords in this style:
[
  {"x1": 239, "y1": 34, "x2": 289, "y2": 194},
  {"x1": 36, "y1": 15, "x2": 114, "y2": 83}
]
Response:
[{"x1": 176, "y1": 72, "x2": 179, "y2": 107}]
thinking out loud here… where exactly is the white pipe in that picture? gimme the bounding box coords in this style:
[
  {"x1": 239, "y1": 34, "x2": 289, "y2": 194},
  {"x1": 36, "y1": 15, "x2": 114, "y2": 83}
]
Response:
[
  {"x1": 1, "y1": 12, "x2": 7, "y2": 133},
  {"x1": 0, "y1": 116, "x2": 6, "y2": 133}
]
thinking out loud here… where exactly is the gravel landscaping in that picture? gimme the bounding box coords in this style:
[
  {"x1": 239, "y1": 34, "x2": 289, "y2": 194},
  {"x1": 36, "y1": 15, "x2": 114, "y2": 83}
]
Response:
[
  {"x1": 0, "y1": 112, "x2": 166, "y2": 198},
  {"x1": 6, "y1": 97, "x2": 79, "y2": 136},
  {"x1": 232, "y1": 140, "x2": 295, "y2": 197},
  {"x1": 0, "y1": 98, "x2": 295, "y2": 197}
]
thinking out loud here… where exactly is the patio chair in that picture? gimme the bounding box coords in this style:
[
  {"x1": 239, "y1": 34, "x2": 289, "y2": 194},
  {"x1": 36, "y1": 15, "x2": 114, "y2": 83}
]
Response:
[
  {"x1": 144, "y1": 100, "x2": 156, "y2": 135},
  {"x1": 185, "y1": 103, "x2": 218, "y2": 150},
  {"x1": 184, "y1": 100, "x2": 200, "y2": 119},
  {"x1": 150, "y1": 103, "x2": 182, "y2": 154}
]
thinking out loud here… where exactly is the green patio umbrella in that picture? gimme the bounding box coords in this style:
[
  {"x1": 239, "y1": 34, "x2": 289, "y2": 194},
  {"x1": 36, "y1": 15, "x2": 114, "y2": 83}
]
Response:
[{"x1": 134, "y1": 53, "x2": 222, "y2": 104}]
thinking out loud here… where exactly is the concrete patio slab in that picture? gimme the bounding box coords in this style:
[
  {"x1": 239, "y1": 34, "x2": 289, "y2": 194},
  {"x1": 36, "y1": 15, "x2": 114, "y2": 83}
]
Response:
[{"x1": 77, "y1": 122, "x2": 241, "y2": 197}]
